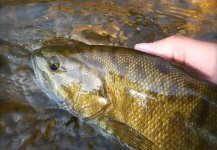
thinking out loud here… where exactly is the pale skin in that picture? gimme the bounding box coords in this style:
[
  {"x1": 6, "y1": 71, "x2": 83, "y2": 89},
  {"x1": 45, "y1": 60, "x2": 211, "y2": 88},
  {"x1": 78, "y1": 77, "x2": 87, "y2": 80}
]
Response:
[{"x1": 134, "y1": 35, "x2": 217, "y2": 85}]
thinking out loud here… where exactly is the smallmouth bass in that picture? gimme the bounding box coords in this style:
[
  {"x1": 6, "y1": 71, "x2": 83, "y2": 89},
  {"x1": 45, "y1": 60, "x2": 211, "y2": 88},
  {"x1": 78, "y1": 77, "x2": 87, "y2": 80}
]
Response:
[{"x1": 30, "y1": 41, "x2": 217, "y2": 150}]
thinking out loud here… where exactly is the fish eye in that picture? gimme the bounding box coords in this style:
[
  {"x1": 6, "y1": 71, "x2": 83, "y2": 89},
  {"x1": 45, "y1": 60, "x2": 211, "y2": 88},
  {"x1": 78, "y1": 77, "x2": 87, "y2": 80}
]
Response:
[{"x1": 49, "y1": 55, "x2": 60, "y2": 71}]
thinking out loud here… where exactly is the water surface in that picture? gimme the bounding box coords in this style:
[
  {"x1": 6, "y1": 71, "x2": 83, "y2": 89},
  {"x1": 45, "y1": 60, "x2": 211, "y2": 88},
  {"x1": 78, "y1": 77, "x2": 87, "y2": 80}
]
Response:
[{"x1": 0, "y1": 0, "x2": 216, "y2": 149}]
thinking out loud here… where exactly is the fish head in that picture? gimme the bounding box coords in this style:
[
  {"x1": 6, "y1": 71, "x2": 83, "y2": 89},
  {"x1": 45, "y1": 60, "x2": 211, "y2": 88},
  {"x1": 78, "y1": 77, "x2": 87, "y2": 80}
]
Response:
[{"x1": 30, "y1": 46, "x2": 109, "y2": 119}]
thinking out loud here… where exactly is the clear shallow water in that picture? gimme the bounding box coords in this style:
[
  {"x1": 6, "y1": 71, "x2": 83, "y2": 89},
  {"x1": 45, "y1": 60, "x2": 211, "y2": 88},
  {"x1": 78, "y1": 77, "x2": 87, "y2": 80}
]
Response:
[
  {"x1": 0, "y1": 0, "x2": 216, "y2": 149},
  {"x1": 1, "y1": 0, "x2": 216, "y2": 49}
]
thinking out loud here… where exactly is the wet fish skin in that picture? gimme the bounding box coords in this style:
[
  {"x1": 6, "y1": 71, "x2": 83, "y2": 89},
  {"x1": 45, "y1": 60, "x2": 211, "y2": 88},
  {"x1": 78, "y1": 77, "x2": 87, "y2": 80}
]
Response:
[{"x1": 30, "y1": 44, "x2": 217, "y2": 150}]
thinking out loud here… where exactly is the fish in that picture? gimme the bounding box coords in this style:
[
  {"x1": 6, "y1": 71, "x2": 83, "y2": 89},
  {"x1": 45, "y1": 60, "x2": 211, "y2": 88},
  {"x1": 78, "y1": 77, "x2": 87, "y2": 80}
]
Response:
[{"x1": 30, "y1": 40, "x2": 217, "y2": 150}]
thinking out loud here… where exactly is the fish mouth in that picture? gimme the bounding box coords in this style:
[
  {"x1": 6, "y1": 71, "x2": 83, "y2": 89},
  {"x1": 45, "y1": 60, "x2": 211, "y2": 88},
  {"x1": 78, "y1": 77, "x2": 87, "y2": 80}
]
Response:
[
  {"x1": 28, "y1": 52, "x2": 36, "y2": 77},
  {"x1": 28, "y1": 50, "x2": 51, "y2": 95},
  {"x1": 29, "y1": 49, "x2": 47, "y2": 80},
  {"x1": 28, "y1": 50, "x2": 39, "y2": 80},
  {"x1": 28, "y1": 59, "x2": 35, "y2": 78}
]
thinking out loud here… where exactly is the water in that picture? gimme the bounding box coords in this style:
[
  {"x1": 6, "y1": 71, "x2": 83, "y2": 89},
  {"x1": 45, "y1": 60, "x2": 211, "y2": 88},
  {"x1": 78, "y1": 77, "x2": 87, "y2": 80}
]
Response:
[{"x1": 0, "y1": 0, "x2": 216, "y2": 149}]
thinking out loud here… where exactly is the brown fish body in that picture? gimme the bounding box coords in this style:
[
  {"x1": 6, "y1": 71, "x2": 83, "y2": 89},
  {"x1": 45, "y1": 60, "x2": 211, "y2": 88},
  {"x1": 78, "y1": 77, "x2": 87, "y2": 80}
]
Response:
[{"x1": 31, "y1": 44, "x2": 217, "y2": 150}]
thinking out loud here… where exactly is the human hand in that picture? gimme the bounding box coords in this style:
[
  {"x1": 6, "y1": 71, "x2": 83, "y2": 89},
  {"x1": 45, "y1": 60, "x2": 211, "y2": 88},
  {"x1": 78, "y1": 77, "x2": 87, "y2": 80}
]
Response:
[{"x1": 134, "y1": 35, "x2": 217, "y2": 85}]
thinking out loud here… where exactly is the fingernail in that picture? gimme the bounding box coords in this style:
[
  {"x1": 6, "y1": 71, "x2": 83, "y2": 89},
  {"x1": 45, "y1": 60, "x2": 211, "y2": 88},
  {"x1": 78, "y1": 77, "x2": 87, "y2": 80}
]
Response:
[{"x1": 134, "y1": 43, "x2": 152, "y2": 51}]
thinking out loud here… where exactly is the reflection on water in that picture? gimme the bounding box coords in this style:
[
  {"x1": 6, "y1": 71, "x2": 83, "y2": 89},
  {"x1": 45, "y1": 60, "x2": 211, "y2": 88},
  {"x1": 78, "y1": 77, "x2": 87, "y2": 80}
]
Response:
[
  {"x1": 0, "y1": 100, "x2": 122, "y2": 149},
  {"x1": 0, "y1": 0, "x2": 216, "y2": 49},
  {"x1": 0, "y1": 0, "x2": 216, "y2": 149}
]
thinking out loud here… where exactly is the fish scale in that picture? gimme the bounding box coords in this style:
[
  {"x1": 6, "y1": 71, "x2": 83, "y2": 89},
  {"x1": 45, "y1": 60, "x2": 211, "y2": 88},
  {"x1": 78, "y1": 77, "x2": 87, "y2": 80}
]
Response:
[{"x1": 30, "y1": 44, "x2": 217, "y2": 150}]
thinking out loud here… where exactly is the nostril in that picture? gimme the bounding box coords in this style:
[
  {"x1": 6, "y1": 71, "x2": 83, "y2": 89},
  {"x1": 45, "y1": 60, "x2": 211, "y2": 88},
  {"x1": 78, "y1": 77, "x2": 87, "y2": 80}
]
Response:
[{"x1": 41, "y1": 71, "x2": 48, "y2": 81}]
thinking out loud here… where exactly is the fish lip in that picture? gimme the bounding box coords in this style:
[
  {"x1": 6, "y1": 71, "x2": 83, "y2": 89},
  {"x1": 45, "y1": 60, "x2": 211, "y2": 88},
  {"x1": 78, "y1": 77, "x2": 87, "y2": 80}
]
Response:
[
  {"x1": 29, "y1": 50, "x2": 38, "y2": 78},
  {"x1": 28, "y1": 59, "x2": 35, "y2": 77},
  {"x1": 29, "y1": 49, "x2": 50, "y2": 93},
  {"x1": 29, "y1": 49, "x2": 43, "y2": 81}
]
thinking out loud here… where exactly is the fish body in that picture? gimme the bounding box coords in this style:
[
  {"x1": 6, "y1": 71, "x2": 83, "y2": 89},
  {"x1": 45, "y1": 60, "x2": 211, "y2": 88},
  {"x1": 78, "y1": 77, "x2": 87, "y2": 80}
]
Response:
[{"x1": 30, "y1": 43, "x2": 217, "y2": 150}]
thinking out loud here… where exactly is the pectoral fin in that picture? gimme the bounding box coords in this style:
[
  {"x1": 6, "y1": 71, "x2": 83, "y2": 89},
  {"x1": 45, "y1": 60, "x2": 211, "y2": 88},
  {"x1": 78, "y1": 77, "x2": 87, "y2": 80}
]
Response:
[{"x1": 98, "y1": 116, "x2": 160, "y2": 150}]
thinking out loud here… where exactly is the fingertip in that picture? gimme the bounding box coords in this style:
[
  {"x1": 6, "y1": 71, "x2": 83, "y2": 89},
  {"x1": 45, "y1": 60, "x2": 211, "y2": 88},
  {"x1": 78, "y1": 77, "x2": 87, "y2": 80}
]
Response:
[
  {"x1": 134, "y1": 43, "x2": 152, "y2": 52},
  {"x1": 134, "y1": 44, "x2": 140, "y2": 50}
]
